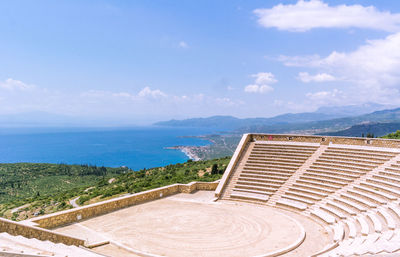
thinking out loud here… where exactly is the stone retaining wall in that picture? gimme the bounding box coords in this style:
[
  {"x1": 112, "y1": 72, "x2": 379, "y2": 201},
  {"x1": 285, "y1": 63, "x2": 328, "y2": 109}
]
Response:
[
  {"x1": 30, "y1": 181, "x2": 218, "y2": 229},
  {"x1": 252, "y1": 134, "x2": 400, "y2": 148},
  {"x1": 0, "y1": 217, "x2": 84, "y2": 246}
]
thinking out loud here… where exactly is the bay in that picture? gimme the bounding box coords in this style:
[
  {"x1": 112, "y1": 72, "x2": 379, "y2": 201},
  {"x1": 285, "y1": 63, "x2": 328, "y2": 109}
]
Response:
[{"x1": 0, "y1": 126, "x2": 213, "y2": 170}]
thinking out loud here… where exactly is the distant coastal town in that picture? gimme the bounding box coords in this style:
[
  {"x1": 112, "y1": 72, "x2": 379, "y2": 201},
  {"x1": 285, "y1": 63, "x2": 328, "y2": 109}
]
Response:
[{"x1": 166, "y1": 146, "x2": 201, "y2": 161}]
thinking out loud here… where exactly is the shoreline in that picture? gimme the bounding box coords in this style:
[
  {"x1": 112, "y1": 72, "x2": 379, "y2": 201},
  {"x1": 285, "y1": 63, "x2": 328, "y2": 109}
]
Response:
[{"x1": 165, "y1": 146, "x2": 201, "y2": 161}]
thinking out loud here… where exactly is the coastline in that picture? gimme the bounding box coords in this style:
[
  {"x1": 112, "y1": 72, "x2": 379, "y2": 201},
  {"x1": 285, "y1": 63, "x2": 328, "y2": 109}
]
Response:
[{"x1": 165, "y1": 146, "x2": 201, "y2": 161}]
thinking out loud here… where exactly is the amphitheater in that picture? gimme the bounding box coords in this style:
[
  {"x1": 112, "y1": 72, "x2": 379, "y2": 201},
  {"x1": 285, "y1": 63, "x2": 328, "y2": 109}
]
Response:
[{"x1": 4, "y1": 134, "x2": 400, "y2": 256}]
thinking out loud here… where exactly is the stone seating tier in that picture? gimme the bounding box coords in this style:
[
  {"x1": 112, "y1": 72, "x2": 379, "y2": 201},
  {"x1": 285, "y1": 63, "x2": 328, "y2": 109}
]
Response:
[
  {"x1": 308, "y1": 164, "x2": 366, "y2": 175},
  {"x1": 299, "y1": 174, "x2": 348, "y2": 186},
  {"x1": 220, "y1": 135, "x2": 400, "y2": 256},
  {"x1": 353, "y1": 184, "x2": 398, "y2": 200}
]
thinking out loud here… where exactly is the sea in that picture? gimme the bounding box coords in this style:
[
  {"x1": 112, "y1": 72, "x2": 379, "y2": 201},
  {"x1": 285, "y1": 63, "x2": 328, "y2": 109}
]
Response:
[{"x1": 0, "y1": 126, "x2": 214, "y2": 170}]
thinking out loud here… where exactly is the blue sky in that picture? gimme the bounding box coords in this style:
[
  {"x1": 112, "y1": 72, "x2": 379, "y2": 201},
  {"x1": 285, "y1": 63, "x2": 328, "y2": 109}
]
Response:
[{"x1": 1, "y1": 0, "x2": 400, "y2": 124}]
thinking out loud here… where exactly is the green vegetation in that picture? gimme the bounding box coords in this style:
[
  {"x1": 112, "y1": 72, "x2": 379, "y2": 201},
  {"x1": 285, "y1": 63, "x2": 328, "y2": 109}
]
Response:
[
  {"x1": 0, "y1": 157, "x2": 230, "y2": 221},
  {"x1": 381, "y1": 130, "x2": 400, "y2": 139},
  {"x1": 0, "y1": 163, "x2": 126, "y2": 204},
  {"x1": 190, "y1": 134, "x2": 241, "y2": 160},
  {"x1": 75, "y1": 157, "x2": 229, "y2": 205}
]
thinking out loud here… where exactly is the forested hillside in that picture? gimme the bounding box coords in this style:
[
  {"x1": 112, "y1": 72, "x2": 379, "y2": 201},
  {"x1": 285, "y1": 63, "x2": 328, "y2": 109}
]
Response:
[{"x1": 0, "y1": 157, "x2": 230, "y2": 221}]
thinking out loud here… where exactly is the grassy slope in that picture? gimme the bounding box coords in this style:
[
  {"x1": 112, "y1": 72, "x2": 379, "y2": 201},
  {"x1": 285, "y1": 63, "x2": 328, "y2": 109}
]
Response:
[{"x1": 381, "y1": 130, "x2": 400, "y2": 139}]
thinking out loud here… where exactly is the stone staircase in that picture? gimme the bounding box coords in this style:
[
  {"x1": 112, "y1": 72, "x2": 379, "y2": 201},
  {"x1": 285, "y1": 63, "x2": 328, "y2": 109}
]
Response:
[
  {"x1": 223, "y1": 141, "x2": 319, "y2": 203},
  {"x1": 0, "y1": 232, "x2": 103, "y2": 257},
  {"x1": 270, "y1": 144, "x2": 328, "y2": 206},
  {"x1": 219, "y1": 135, "x2": 400, "y2": 256}
]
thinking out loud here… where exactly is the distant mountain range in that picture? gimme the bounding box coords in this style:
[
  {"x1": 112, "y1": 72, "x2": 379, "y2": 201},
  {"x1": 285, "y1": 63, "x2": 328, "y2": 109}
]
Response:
[
  {"x1": 320, "y1": 122, "x2": 400, "y2": 137},
  {"x1": 155, "y1": 103, "x2": 388, "y2": 131},
  {"x1": 156, "y1": 104, "x2": 400, "y2": 136}
]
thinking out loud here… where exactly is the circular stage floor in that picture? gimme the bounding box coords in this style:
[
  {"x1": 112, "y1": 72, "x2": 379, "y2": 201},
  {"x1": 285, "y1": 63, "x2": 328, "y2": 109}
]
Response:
[{"x1": 55, "y1": 192, "x2": 322, "y2": 257}]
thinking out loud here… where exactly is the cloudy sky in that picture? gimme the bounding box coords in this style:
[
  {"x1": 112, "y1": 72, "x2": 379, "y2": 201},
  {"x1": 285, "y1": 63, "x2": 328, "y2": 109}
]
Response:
[{"x1": 1, "y1": 0, "x2": 400, "y2": 124}]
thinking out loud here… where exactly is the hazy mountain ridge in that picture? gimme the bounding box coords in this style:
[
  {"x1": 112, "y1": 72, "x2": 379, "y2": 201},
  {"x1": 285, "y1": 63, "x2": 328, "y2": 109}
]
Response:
[
  {"x1": 236, "y1": 107, "x2": 400, "y2": 134},
  {"x1": 320, "y1": 122, "x2": 400, "y2": 137},
  {"x1": 155, "y1": 104, "x2": 398, "y2": 134}
]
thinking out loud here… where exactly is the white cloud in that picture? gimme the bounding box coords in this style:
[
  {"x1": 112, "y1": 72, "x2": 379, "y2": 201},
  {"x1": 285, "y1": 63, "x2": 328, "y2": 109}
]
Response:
[
  {"x1": 244, "y1": 84, "x2": 274, "y2": 94},
  {"x1": 297, "y1": 72, "x2": 336, "y2": 83},
  {"x1": 215, "y1": 97, "x2": 235, "y2": 106},
  {"x1": 244, "y1": 72, "x2": 276, "y2": 94},
  {"x1": 277, "y1": 55, "x2": 321, "y2": 67},
  {"x1": 0, "y1": 78, "x2": 35, "y2": 91},
  {"x1": 254, "y1": 0, "x2": 400, "y2": 32},
  {"x1": 251, "y1": 72, "x2": 277, "y2": 84},
  {"x1": 278, "y1": 32, "x2": 400, "y2": 103},
  {"x1": 178, "y1": 41, "x2": 188, "y2": 48},
  {"x1": 306, "y1": 89, "x2": 345, "y2": 105},
  {"x1": 138, "y1": 87, "x2": 167, "y2": 98}
]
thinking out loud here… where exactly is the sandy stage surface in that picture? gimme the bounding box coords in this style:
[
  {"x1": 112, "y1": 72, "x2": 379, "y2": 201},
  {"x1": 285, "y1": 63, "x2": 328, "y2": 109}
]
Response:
[{"x1": 54, "y1": 191, "x2": 327, "y2": 257}]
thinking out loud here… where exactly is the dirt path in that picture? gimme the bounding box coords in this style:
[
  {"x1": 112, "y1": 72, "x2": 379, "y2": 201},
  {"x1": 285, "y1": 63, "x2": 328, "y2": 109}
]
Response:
[{"x1": 69, "y1": 196, "x2": 80, "y2": 208}]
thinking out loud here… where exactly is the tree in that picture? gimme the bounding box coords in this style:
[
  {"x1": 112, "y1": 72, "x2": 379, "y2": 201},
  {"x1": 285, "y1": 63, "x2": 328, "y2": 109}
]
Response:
[{"x1": 211, "y1": 164, "x2": 218, "y2": 175}]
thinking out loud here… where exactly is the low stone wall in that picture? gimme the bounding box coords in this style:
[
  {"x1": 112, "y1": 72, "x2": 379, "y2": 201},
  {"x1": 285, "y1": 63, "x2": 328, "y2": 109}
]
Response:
[
  {"x1": 252, "y1": 133, "x2": 400, "y2": 148},
  {"x1": 30, "y1": 181, "x2": 218, "y2": 229},
  {"x1": 0, "y1": 217, "x2": 84, "y2": 246}
]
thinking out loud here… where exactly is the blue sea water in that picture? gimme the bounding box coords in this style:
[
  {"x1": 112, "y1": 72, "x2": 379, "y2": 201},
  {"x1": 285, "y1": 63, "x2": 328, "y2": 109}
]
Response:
[{"x1": 0, "y1": 126, "x2": 213, "y2": 170}]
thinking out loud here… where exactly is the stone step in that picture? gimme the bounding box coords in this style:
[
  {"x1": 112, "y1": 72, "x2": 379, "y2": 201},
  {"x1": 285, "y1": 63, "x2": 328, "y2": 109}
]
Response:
[
  {"x1": 367, "y1": 177, "x2": 400, "y2": 190},
  {"x1": 320, "y1": 205, "x2": 347, "y2": 219},
  {"x1": 251, "y1": 149, "x2": 315, "y2": 156},
  {"x1": 240, "y1": 172, "x2": 291, "y2": 180},
  {"x1": 377, "y1": 208, "x2": 396, "y2": 230},
  {"x1": 300, "y1": 174, "x2": 347, "y2": 186},
  {"x1": 296, "y1": 178, "x2": 341, "y2": 190},
  {"x1": 291, "y1": 183, "x2": 335, "y2": 193},
  {"x1": 327, "y1": 200, "x2": 357, "y2": 216},
  {"x1": 230, "y1": 191, "x2": 269, "y2": 202},
  {"x1": 357, "y1": 215, "x2": 370, "y2": 235},
  {"x1": 235, "y1": 184, "x2": 279, "y2": 192},
  {"x1": 232, "y1": 188, "x2": 274, "y2": 196},
  {"x1": 383, "y1": 168, "x2": 400, "y2": 176},
  {"x1": 334, "y1": 197, "x2": 367, "y2": 212},
  {"x1": 236, "y1": 180, "x2": 283, "y2": 188},
  {"x1": 340, "y1": 193, "x2": 377, "y2": 209},
  {"x1": 346, "y1": 188, "x2": 387, "y2": 205},
  {"x1": 352, "y1": 184, "x2": 397, "y2": 201},
  {"x1": 373, "y1": 174, "x2": 400, "y2": 184},
  {"x1": 332, "y1": 223, "x2": 345, "y2": 242},
  {"x1": 289, "y1": 187, "x2": 328, "y2": 198},
  {"x1": 309, "y1": 164, "x2": 366, "y2": 175},
  {"x1": 325, "y1": 148, "x2": 396, "y2": 158},
  {"x1": 360, "y1": 181, "x2": 400, "y2": 197},
  {"x1": 367, "y1": 212, "x2": 382, "y2": 233},
  {"x1": 313, "y1": 160, "x2": 373, "y2": 171},
  {"x1": 276, "y1": 198, "x2": 307, "y2": 211},
  {"x1": 303, "y1": 171, "x2": 353, "y2": 183},
  {"x1": 311, "y1": 209, "x2": 336, "y2": 224},
  {"x1": 253, "y1": 145, "x2": 317, "y2": 151},
  {"x1": 321, "y1": 152, "x2": 389, "y2": 162},
  {"x1": 241, "y1": 169, "x2": 293, "y2": 176},
  {"x1": 281, "y1": 194, "x2": 314, "y2": 205},
  {"x1": 285, "y1": 191, "x2": 321, "y2": 201},
  {"x1": 306, "y1": 168, "x2": 360, "y2": 179},
  {"x1": 346, "y1": 220, "x2": 357, "y2": 238},
  {"x1": 248, "y1": 156, "x2": 307, "y2": 162},
  {"x1": 250, "y1": 152, "x2": 311, "y2": 159},
  {"x1": 246, "y1": 159, "x2": 301, "y2": 167},
  {"x1": 238, "y1": 176, "x2": 287, "y2": 184},
  {"x1": 318, "y1": 155, "x2": 384, "y2": 166},
  {"x1": 244, "y1": 163, "x2": 299, "y2": 170}
]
